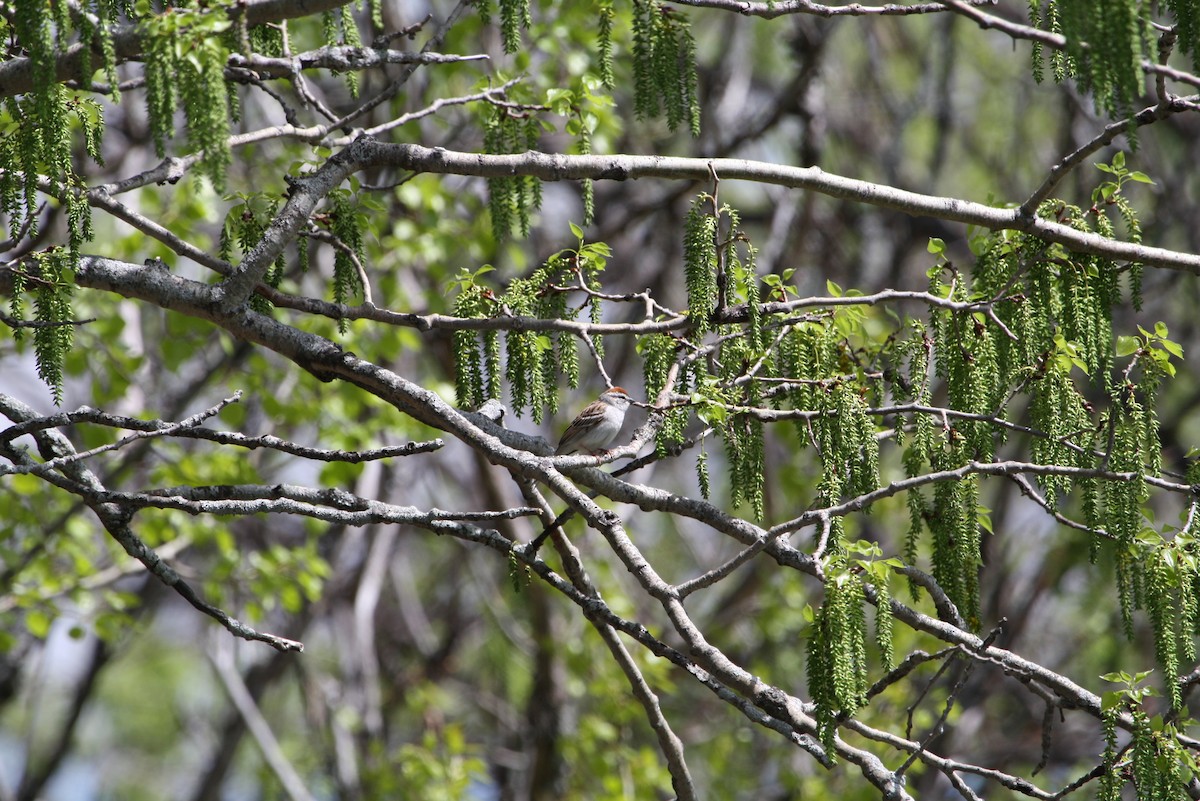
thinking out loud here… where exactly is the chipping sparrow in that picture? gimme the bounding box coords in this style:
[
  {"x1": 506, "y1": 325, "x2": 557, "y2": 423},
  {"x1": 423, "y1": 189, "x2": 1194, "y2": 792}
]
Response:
[{"x1": 555, "y1": 387, "x2": 632, "y2": 455}]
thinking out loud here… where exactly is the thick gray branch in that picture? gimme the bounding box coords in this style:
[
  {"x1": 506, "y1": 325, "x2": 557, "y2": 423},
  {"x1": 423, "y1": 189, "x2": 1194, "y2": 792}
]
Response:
[
  {"x1": 226, "y1": 46, "x2": 486, "y2": 76},
  {"x1": 354, "y1": 142, "x2": 1200, "y2": 271},
  {"x1": 219, "y1": 137, "x2": 1200, "y2": 310}
]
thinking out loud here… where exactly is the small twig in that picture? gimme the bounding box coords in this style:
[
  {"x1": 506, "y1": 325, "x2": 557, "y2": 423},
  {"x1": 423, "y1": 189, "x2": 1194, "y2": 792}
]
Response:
[
  {"x1": 863, "y1": 648, "x2": 955, "y2": 701},
  {"x1": 1021, "y1": 99, "x2": 1187, "y2": 215},
  {"x1": 362, "y1": 78, "x2": 522, "y2": 138},
  {"x1": 1008, "y1": 474, "x2": 1111, "y2": 538},
  {"x1": 668, "y1": 0, "x2": 994, "y2": 19},
  {"x1": 0, "y1": 393, "x2": 443, "y2": 466},
  {"x1": 1031, "y1": 699, "x2": 1058, "y2": 776},
  {"x1": 372, "y1": 14, "x2": 433, "y2": 47},
  {"x1": 894, "y1": 566, "x2": 966, "y2": 629},
  {"x1": 897, "y1": 622, "x2": 1003, "y2": 780},
  {"x1": 675, "y1": 523, "x2": 787, "y2": 598},
  {"x1": 0, "y1": 200, "x2": 45, "y2": 252},
  {"x1": 577, "y1": 334, "x2": 615, "y2": 388},
  {"x1": 304, "y1": 227, "x2": 374, "y2": 306},
  {"x1": 2, "y1": 393, "x2": 239, "y2": 463},
  {"x1": 210, "y1": 638, "x2": 318, "y2": 801},
  {"x1": 811, "y1": 511, "x2": 833, "y2": 563},
  {"x1": 0, "y1": 312, "x2": 96, "y2": 330},
  {"x1": 319, "y1": 0, "x2": 477, "y2": 133}
]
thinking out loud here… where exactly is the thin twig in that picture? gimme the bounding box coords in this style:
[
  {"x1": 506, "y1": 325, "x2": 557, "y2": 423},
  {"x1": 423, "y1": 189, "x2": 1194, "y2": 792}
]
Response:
[{"x1": 210, "y1": 638, "x2": 318, "y2": 801}]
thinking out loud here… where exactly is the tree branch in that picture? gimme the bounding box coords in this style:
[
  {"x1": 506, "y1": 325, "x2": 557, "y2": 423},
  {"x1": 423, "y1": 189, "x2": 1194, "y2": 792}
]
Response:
[
  {"x1": 218, "y1": 138, "x2": 1200, "y2": 310},
  {"x1": 669, "y1": 0, "x2": 993, "y2": 20},
  {"x1": 0, "y1": 394, "x2": 305, "y2": 653},
  {"x1": 0, "y1": 0, "x2": 356, "y2": 97},
  {"x1": 209, "y1": 638, "x2": 318, "y2": 801}
]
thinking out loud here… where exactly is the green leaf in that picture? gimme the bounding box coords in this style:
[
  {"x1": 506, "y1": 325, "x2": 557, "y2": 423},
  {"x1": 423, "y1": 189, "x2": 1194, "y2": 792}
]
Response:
[
  {"x1": 545, "y1": 87, "x2": 575, "y2": 108},
  {"x1": 25, "y1": 609, "x2": 52, "y2": 638},
  {"x1": 1115, "y1": 335, "x2": 1141, "y2": 357}
]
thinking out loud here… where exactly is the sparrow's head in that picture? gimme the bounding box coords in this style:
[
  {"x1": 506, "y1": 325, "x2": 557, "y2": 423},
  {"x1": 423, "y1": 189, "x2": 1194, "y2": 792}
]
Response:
[{"x1": 601, "y1": 386, "x2": 632, "y2": 410}]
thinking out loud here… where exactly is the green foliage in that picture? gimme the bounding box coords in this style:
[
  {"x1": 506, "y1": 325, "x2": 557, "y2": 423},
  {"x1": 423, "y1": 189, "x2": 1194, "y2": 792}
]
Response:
[
  {"x1": 321, "y1": 6, "x2": 366, "y2": 97},
  {"x1": 723, "y1": 388, "x2": 765, "y2": 520},
  {"x1": 631, "y1": 0, "x2": 701, "y2": 135},
  {"x1": 554, "y1": 638, "x2": 679, "y2": 799},
  {"x1": 326, "y1": 187, "x2": 368, "y2": 323},
  {"x1": 1099, "y1": 703, "x2": 1121, "y2": 801},
  {"x1": 1027, "y1": 359, "x2": 1093, "y2": 506},
  {"x1": 827, "y1": 385, "x2": 881, "y2": 509},
  {"x1": 930, "y1": 271, "x2": 1001, "y2": 463},
  {"x1": 245, "y1": 538, "x2": 330, "y2": 619},
  {"x1": 482, "y1": 104, "x2": 544, "y2": 242},
  {"x1": 1094, "y1": 153, "x2": 1151, "y2": 308},
  {"x1": 597, "y1": 3, "x2": 617, "y2": 89},
  {"x1": 0, "y1": 86, "x2": 93, "y2": 262},
  {"x1": 807, "y1": 564, "x2": 869, "y2": 757},
  {"x1": 7, "y1": 249, "x2": 76, "y2": 403},
  {"x1": 1030, "y1": 1, "x2": 1200, "y2": 139},
  {"x1": 450, "y1": 267, "x2": 497, "y2": 410},
  {"x1": 1144, "y1": 545, "x2": 1181, "y2": 708},
  {"x1": 1031, "y1": 0, "x2": 1145, "y2": 124},
  {"x1": 883, "y1": 165, "x2": 1165, "y2": 630},
  {"x1": 0, "y1": 0, "x2": 239, "y2": 298},
  {"x1": 683, "y1": 199, "x2": 783, "y2": 517},
  {"x1": 899, "y1": 324, "x2": 936, "y2": 600},
  {"x1": 683, "y1": 196, "x2": 719, "y2": 336},
  {"x1": 142, "y1": 4, "x2": 234, "y2": 190},
  {"x1": 1100, "y1": 672, "x2": 1195, "y2": 801},
  {"x1": 455, "y1": 0, "x2": 709, "y2": 242},
  {"x1": 481, "y1": 0, "x2": 700, "y2": 144},
  {"x1": 639, "y1": 331, "x2": 690, "y2": 456},
  {"x1": 647, "y1": 177, "x2": 1187, "y2": 711},
  {"x1": 1167, "y1": 0, "x2": 1200, "y2": 71},
  {"x1": 395, "y1": 725, "x2": 489, "y2": 800},
  {"x1": 449, "y1": 228, "x2": 608, "y2": 418},
  {"x1": 5, "y1": 1, "x2": 1200, "y2": 793},
  {"x1": 872, "y1": 576, "x2": 894, "y2": 671},
  {"x1": 1, "y1": 477, "x2": 140, "y2": 644},
  {"x1": 247, "y1": 20, "x2": 285, "y2": 57},
  {"x1": 546, "y1": 78, "x2": 615, "y2": 228},
  {"x1": 931, "y1": 460, "x2": 982, "y2": 627},
  {"x1": 13, "y1": 0, "x2": 58, "y2": 97}
]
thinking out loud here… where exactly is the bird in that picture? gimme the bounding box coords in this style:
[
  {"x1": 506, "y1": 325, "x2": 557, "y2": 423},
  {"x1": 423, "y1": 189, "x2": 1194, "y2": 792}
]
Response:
[{"x1": 555, "y1": 387, "x2": 632, "y2": 455}]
